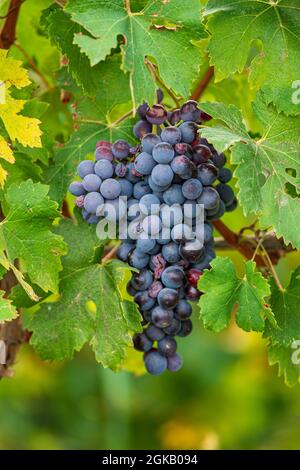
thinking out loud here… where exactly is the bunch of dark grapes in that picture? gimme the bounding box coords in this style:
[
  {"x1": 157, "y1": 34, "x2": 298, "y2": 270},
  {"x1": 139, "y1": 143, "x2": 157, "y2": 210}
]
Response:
[{"x1": 69, "y1": 93, "x2": 237, "y2": 376}]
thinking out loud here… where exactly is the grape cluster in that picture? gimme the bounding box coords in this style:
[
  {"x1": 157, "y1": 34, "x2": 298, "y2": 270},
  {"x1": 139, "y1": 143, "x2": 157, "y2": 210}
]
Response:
[{"x1": 69, "y1": 94, "x2": 237, "y2": 376}]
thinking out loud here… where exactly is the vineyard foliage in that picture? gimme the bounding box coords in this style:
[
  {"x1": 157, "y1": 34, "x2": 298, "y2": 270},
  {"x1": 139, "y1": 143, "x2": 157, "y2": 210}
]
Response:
[{"x1": 0, "y1": 0, "x2": 299, "y2": 384}]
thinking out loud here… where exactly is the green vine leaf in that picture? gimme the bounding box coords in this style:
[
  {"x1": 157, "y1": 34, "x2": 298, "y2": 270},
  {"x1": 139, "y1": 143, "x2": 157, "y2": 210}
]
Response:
[
  {"x1": 200, "y1": 93, "x2": 300, "y2": 249},
  {"x1": 0, "y1": 291, "x2": 18, "y2": 323},
  {"x1": 198, "y1": 257, "x2": 273, "y2": 333},
  {"x1": 24, "y1": 215, "x2": 142, "y2": 370},
  {"x1": 204, "y1": 0, "x2": 300, "y2": 115},
  {"x1": 0, "y1": 180, "x2": 67, "y2": 296},
  {"x1": 65, "y1": 0, "x2": 205, "y2": 109}
]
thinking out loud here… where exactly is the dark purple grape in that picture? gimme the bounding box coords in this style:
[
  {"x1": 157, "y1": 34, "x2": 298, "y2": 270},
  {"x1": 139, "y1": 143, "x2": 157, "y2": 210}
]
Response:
[
  {"x1": 146, "y1": 104, "x2": 168, "y2": 125},
  {"x1": 133, "y1": 120, "x2": 152, "y2": 139},
  {"x1": 112, "y1": 139, "x2": 130, "y2": 159},
  {"x1": 218, "y1": 167, "x2": 232, "y2": 183},
  {"x1": 133, "y1": 333, "x2": 152, "y2": 352},
  {"x1": 178, "y1": 319, "x2": 193, "y2": 337},
  {"x1": 137, "y1": 101, "x2": 149, "y2": 119},
  {"x1": 151, "y1": 306, "x2": 174, "y2": 328},
  {"x1": 192, "y1": 144, "x2": 212, "y2": 165},
  {"x1": 145, "y1": 324, "x2": 165, "y2": 341},
  {"x1": 131, "y1": 269, "x2": 153, "y2": 291},
  {"x1": 163, "y1": 318, "x2": 181, "y2": 336},
  {"x1": 158, "y1": 336, "x2": 177, "y2": 357},
  {"x1": 167, "y1": 353, "x2": 183, "y2": 372},
  {"x1": 175, "y1": 299, "x2": 192, "y2": 320},
  {"x1": 157, "y1": 288, "x2": 179, "y2": 309},
  {"x1": 134, "y1": 290, "x2": 156, "y2": 311},
  {"x1": 144, "y1": 350, "x2": 167, "y2": 375},
  {"x1": 168, "y1": 109, "x2": 181, "y2": 125},
  {"x1": 185, "y1": 285, "x2": 201, "y2": 302}
]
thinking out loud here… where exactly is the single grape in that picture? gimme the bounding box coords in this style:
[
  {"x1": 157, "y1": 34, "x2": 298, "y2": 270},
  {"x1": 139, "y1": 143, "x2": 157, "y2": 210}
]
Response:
[
  {"x1": 182, "y1": 178, "x2": 203, "y2": 200},
  {"x1": 133, "y1": 119, "x2": 152, "y2": 139},
  {"x1": 100, "y1": 178, "x2": 121, "y2": 199},
  {"x1": 171, "y1": 224, "x2": 192, "y2": 243},
  {"x1": 157, "y1": 288, "x2": 179, "y2": 309},
  {"x1": 168, "y1": 109, "x2": 181, "y2": 125},
  {"x1": 203, "y1": 223, "x2": 213, "y2": 243},
  {"x1": 145, "y1": 324, "x2": 165, "y2": 341},
  {"x1": 151, "y1": 306, "x2": 174, "y2": 328},
  {"x1": 146, "y1": 104, "x2": 168, "y2": 125},
  {"x1": 83, "y1": 192, "x2": 104, "y2": 214},
  {"x1": 161, "y1": 266, "x2": 186, "y2": 289},
  {"x1": 158, "y1": 336, "x2": 177, "y2": 357},
  {"x1": 148, "y1": 281, "x2": 163, "y2": 299},
  {"x1": 82, "y1": 174, "x2": 102, "y2": 192},
  {"x1": 226, "y1": 197, "x2": 238, "y2": 212},
  {"x1": 115, "y1": 162, "x2": 127, "y2": 178},
  {"x1": 162, "y1": 242, "x2": 180, "y2": 263},
  {"x1": 133, "y1": 181, "x2": 151, "y2": 199},
  {"x1": 215, "y1": 183, "x2": 235, "y2": 206},
  {"x1": 133, "y1": 333, "x2": 152, "y2": 352},
  {"x1": 163, "y1": 184, "x2": 185, "y2": 205},
  {"x1": 160, "y1": 204, "x2": 183, "y2": 228},
  {"x1": 139, "y1": 194, "x2": 161, "y2": 215},
  {"x1": 178, "y1": 121, "x2": 198, "y2": 143},
  {"x1": 160, "y1": 127, "x2": 182, "y2": 145},
  {"x1": 126, "y1": 162, "x2": 140, "y2": 183},
  {"x1": 171, "y1": 155, "x2": 196, "y2": 179},
  {"x1": 185, "y1": 285, "x2": 201, "y2": 301},
  {"x1": 69, "y1": 181, "x2": 85, "y2": 196},
  {"x1": 77, "y1": 160, "x2": 95, "y2": 178},
  {"x1": 137, "y1": 101, "x2": 149, "y2": 119},
  {"x1": 142, "y1": 215, "x2": 162, "y2": 236},
  {"x1": 148, "y1": 175, "x2": 171, "y2": 192},
  {"x1": 112, "y1": 139, "x2": 130, "y2": 159},
  {"x1": 141, "y1": 133, "x2": 161, "y2": 154},
  {"x1": 178, "y1": 319, "x2": 193, "y2": 337},
  {"x1": 117, "y1": 242, "x2": 134, "y2": 261},
  {"x1": 192, "y1": 144, "x2": 212, "y2": 165},
  {"x1": 134, "y1": 290, "x2": 156, "y2": 311},
  {"x1": 151, "y1": 164, "x2": 174, "y2": 187},
  {"x1": 136, "y1": 237, "x2": 157, "y2": 254},
  {"x1": 163, "y1": 318, "x2": 181, "y2": 336},
  {"x1": 152, "y1": 142, "x2": 175, "y2": 164},
  {"x1": 95, "y1": 159, "x2": 114, "y2": 179},
  {"x1": 144, "y1": 350, "x2": 168, "y2": 375},
  {"x1": 218, "y1": 167, "x2": 232, "y2": 183},
  {"x1": 180, "y1": 100, "x2": 200, "y2": 122},
  {"x1": 198, "y1": 162, "x2": 219, "y2": 186},
  {"x1": 134, "y1": 152, "x2": 156, "y2": 175},
  {"x1": 128, "y1": 249, "x2": 150, "y2": 269},
  {"x1": 197, "y1": 187, "x2": 220, "y2": 210},
  {"x1": 206, "y1": 200, "x2": 226, "y2": 220},
  {"x1": 131, "y1": 269, "x2": 153, "y2": 291},
  {"x1": 102, "y1": 198, "x2": 127, "y2": 221},
  {"x1": 179, "y1": 240, "x2": 204, "y2": 263},
  {"x1": 167, "y1": 353, "x2": 183, "y2": 372},
  {"x1": 127, "y1": 280, "x2": 137, "y2": 297},
  {"x1": 119, "y1": 178, "x2": 133, "y2": 197},
  {"x1": 175, "y1": 299, "x2": 192, "y2": 320},
  {"x1": 212, "y1": 152, "x2": 226, "y2": 168},
  {"x1": 174, "y1": 142, "x2": 193, "y2": 157}
]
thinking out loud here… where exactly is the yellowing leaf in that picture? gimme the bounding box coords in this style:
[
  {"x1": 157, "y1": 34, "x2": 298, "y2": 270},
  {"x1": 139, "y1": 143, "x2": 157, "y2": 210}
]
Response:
[{"x1": 0, "y1": 49, "x2": 42, "y2": 185}]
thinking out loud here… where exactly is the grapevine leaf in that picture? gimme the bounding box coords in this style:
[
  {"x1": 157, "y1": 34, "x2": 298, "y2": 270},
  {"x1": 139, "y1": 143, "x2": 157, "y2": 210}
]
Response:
[
  {"x1": 65, "y1": 0, "x2": 205, "y2": 109},
  {"x1": 198, "y1": 257, "x2": 273, "y2": 333},
  {"x1": 204, "y1": 0, "x2": 300, "y2": 115},
  {"x1": 41, "y1": 5, "x2": 114, "y2": 96},
  {"x1": 44, "y1": 54, "x2": 134, "y2": 204},
  {"x1": 268, "y1": 343, "x2": 300, "y2": 388},
  {"x1": 200, "y1": 94, "x2": 300, "y2": 249},
  {"x1": 0, "y1": 50, "x2": 42, "y2": 185},
  {"x1": 264, "y1": 267, "x2": 300, "y2": 347},
  {"x1": 0, "y1": 180, "x2": 67, "y2": 295},
  {"x1": 0, "y1": 291, "x2": 18, "y2": 323},
  {"x1": 24, "y1": 216, "x2": 142, "y2": 370}
]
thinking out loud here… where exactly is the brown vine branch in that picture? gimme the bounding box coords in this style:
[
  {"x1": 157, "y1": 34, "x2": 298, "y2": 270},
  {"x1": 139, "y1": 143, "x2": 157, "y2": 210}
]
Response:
[
  {"x1": 0, "y1": 0, "x2": 24, "y2": 49},
  {"x1": 190, "y1": 66, "x2": 214, "y2": 101}
]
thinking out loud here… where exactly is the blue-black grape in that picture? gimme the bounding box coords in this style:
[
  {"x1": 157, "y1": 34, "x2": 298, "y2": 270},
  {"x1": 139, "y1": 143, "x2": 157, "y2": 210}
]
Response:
[
  {"x1": 163, "y1": 318, "x2": 181, "y2": 336},
  {"x1": 161, "y1": 266, "x2": 186, "y2": 288},
  {"x1": 145, "y1": 324, "x2": 165, "y2": 341},
  {"x1": 83, "y1": 174, "x2": 102, "y2": 192},
  {"x1": 162, "y1": 242, "x2": 180, "y2": 263},
  {"x1": 133, "y1": 119, "x2": 152, "y2": 139},
  {"x1": 152, "y1": 142, "x2": 175, "y2": 164},
  {"x1": 69, "y1": 181, "x2": 85, "y2": 196},
  {"x1": 178, "y1": 121, "x2": 198, "y2": 143},
  {"x1": 158, "y1": 336, "x2": 177, "y2": 357},
  {"x1": 144, "y1": 350, "x2": 168, "y2": 375},
  {"x1": 175, "y1": 299, "x2": 192, "y2": 320},
  {"x1": 134, "y1": 152, "x2": 156, "y2": 175},
  {"x1": 218, "y1": 167, "x2": 232, "y2": 183},
  {"x1": 163, "y1": 184, "x2": 185, "y2": 205},
  {"x1": 167, "y1": 353, "x2": 183, "y2": 372},
  {"x1": 83, "y1": 192, "x2": 104, "y2": 214},
  {"x1": 177, "y1": 319, "x2": 193, "y2": 337},
  {"x1": 100, "y1": 178, "x2": 121, "y2": 199},
  {"x1": 128, "y1": 249, "x2": 150, "y2": 269},
  {"x1": 133, "y1": 333, "x2": 152, "y2": 352},
  {"x1": 95, "y1": 159, "x2": 114, "y2": 179},
  {"x1": 136, "y1": 237, "x2": 157, "y2": 254},
  {"x1": 160, "y1": 127, "x2": 181, "y2": 145},
  {"x1": 198, "y1": 162, "x2": 219, "y2": 186},
  {"x1": 151, "y1": 164, "x2": 174, "y2": 187},
  {"x1": 151, "y1": 306, "x2": 174, "y2": 328},
  {"x1": 131, "y1": 269, "x2": 153, "y2": 291},
  {"x1": 158, "y1": 288, "x2": 179, "y2": 309},
  {"x1": 215, "y1": 183, "x2": 235, "y2": 206},
  {"x1": 182, "y1": 178, "x2": 203, "y2": 200},
  {"x1": 197, "y1": 187, "x2": 220, "y2": 210},
  {"x1": 141, "y1": 133, "x2": 161, "y2": 154},
  {"x1": 78, "y1": 160, "x2": 95, "y2": 178},
  {"x1": 134, "y1": 290, "x2": 156, "y2": 311}
]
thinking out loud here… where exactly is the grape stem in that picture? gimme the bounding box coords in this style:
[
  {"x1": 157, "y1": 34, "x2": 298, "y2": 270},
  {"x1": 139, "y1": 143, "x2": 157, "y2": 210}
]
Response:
[
  {"x1": 190, "y1": 66, "x2": 214, "y2": 101},
  {"x1": 0, "y1": 0, "x2": 23, "y2": 49},
  {"x1": 102, "y1": 244, "x2": 120, "y2": 263},
  {"x1": 144, "y1": 58, "x2": 181, "y2": 108}
]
